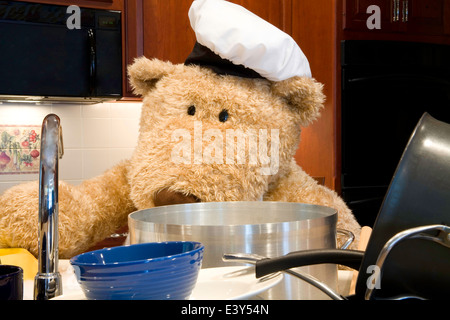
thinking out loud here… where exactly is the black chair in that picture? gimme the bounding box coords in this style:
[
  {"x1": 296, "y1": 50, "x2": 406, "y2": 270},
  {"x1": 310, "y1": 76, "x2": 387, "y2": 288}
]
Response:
[{"x1": 247, "y1": 113, "x2": 450, "y2": 300}]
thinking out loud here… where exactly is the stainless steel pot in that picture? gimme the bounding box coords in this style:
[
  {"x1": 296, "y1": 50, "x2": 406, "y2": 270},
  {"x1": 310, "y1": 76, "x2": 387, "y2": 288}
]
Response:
[{"x1": 128, "y1": 201, "x2": 338, "y2": 300}]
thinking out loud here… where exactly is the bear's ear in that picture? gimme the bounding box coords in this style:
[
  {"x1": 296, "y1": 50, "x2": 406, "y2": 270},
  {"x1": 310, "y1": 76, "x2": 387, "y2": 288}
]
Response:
[
  {"x1": 127, "y1": 57, "x2": 177, "y2": 96},
  {"x1": 271, "y1": 77, "x2": 325, "y2": 127}
]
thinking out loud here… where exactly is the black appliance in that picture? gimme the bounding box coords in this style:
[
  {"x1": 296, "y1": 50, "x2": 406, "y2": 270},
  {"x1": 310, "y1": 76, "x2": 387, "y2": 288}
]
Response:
[
  {"x1": 341, "y1": 40, "x2": 450, "y2": 227},
  {"x1": 0, "y1": 1, "x2": 122, "y2": 103}
]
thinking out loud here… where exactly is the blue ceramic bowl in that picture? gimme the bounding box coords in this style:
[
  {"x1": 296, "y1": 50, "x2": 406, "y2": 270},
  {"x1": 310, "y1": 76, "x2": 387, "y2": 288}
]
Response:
[{"x1": 70, "y1": 241, "x2": 204, "y2": 300}]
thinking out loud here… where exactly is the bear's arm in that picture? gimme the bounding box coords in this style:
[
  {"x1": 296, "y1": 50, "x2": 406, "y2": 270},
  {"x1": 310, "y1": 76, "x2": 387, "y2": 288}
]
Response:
[
  {"x1": 264, "y1": 160, "x2": 361, "y2": 247},
  {"x1": 0, "y1": 160, "x2": 136, "y2": 258}
]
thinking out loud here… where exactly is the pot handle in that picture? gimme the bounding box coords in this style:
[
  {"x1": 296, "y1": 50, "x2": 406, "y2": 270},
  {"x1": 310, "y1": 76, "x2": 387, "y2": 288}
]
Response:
[
  {"x1": 223, "y1": 252, "x2": 345, "y2": 300},
  {"x1": 337, "y1": 229, "x2": 355, "y2": 249},
  {"x1": 255, "y1": 249, "x2": 364, "y2": 279}
]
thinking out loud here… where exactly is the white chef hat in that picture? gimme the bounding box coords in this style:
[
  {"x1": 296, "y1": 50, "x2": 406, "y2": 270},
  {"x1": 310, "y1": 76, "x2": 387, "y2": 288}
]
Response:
[{"x1": 184, "y1": 0, "x2": 312, "y2": 81}]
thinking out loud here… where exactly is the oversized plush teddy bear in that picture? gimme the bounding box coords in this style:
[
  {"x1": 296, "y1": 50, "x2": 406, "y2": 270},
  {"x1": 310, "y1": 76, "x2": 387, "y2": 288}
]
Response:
[{"x1": 0, "y1": 0, "x2": 360, "y2": 259}]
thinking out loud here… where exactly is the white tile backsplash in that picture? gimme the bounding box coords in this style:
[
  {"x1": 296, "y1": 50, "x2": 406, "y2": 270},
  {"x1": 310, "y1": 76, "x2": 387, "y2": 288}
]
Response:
[
  {"x1": 81, "y1": 102, "x2": 111, "y2": 118},
  {"x1": 0, "y1": 101, "x2": 142, "y2": 195},
  {"x1": 60, "y1": 149, "x2": 83, "y2": 181},
  {"x1": 82, "y1": 149, "x2": 111, "y2": 179},
  {"x1": 82, "y1": 118, "x2": 112, "y2": 148},
  {"x1": 55, "y1": 104, "x2": 82, "y2": 119},
  {"x1": 61, "y1": 117, "x2": 83, "y2": 149},
  {"x1": 110, "y1": 118, "x2": 140, "y2": 148},
  {"x1": 0, "y1": 103, "x2": 52, "y2": 125},
  {"x1": 109, "y1": 147, "x2": 135, "y2": 165},
  {"x1": 110, "y1": 102, "x2": 142, "y2": 119}
]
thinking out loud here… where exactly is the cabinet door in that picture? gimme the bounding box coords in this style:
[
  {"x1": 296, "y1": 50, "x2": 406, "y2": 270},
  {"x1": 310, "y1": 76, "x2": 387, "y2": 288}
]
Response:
[
  {"x1": 343, "y1": 0, "x2": 450, "y2": 38},
  {"x1": 344, "y1": 0, "x2": 398, "y2": 32},
  {"x1": 142, "y1": 0, "x2": 291, "y2": 64},
  {"x1": 406, "y1": 0, "x2": 446, "y2": 35},
  {"x1": 143, "y1": 0, "x2": 196, "y2": 64},
  {"x1": 229, "y1": 0, "x2": 292, "y2": 34},
  {"x1": 446, "y1": 0, "x2": 450, "y2": 35}
]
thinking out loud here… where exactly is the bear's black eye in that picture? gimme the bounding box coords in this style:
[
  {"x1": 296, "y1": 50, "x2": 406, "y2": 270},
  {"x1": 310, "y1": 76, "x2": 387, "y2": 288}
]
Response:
[
  {"x1": 187, "y1": 105, "x2": 196, "y2": 116},
  {"x1": 219, "y1": 109, "x2": 229, "y2": 122}
]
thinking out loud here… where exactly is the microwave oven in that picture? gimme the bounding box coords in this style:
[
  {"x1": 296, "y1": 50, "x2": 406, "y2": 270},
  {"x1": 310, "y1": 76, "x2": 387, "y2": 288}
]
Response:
[{"x1": 0, "y1": 1, "x2": 122, "y2": 103}]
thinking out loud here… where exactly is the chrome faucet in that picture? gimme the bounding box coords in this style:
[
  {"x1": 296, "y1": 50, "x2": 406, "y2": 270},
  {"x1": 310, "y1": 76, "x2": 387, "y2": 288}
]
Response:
[{"x1": 34, "y1": 114, "x2": 64, "y2": 300}]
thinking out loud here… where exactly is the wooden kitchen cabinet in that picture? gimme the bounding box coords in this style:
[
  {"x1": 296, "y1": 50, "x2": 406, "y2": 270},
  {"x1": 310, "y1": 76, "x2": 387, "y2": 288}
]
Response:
[
  {"x1": 142, "y1": 0, "x2": 195, "y2": 64},
  {"x1": 140, "y1": 0, "x2": 292, "y2": 64},
  {"x1": 290, "y1": 0, "x2": 342, "y2": 191},
  {"x1": 21, "y1": 0, "x2": 123, "y2": 10},
  {"x1": 343, "y1": 0, "x2": 450, "y2": 41},
  {"x1": 344, "y1": 0, "x2": 398, "y2": 32},
  {"x1": 124, "y1": 0, "x2": 293, "y2": 93},
  {"x1": 407, "y1": 0, "x2": 449, "y2": 36},
  {"x1": 229, "y1": 0, "x2": 292, "y2": 34}
]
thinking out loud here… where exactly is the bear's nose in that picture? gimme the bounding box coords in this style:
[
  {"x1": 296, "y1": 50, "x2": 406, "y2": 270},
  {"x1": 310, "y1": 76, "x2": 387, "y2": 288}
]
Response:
[{"x1": 154, "y1": 188, "x2": 201, "y2": 207}]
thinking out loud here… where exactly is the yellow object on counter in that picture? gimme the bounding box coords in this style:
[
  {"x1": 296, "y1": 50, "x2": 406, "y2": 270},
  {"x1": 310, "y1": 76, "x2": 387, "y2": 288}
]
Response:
[{"x1": 0, "y1": 248, "x2": 38, "y2": 280}]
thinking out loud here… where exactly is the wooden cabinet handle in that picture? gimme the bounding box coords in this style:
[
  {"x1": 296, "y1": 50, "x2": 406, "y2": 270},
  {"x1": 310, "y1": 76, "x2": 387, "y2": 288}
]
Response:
[
  {"x1": 402, "y1": 0, "x2": 409, "y2": 22},
  {"x1": 393, "y1": 0, "x2": 400, "y2": 22}
]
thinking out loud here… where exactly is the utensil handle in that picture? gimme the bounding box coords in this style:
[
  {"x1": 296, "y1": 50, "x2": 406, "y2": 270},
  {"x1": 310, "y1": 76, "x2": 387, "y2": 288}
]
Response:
[
  {"x1": 337, "y1": 229, "x2": 355, "y2": 249},
  {"x1": 255, "y1": 249, "x2": 364, "y2": 279}
]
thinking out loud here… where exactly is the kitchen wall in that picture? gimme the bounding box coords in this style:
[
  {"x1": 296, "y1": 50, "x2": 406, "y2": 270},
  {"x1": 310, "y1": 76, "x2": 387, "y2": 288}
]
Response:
[{"x1": 0, "y1": 101, "x2": 142, "y2": 195}]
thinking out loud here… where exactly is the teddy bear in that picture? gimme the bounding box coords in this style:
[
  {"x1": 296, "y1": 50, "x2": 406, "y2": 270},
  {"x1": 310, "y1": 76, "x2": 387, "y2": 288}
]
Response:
[{"x1": 0, "y1": 0, "x2": 360, "y2": 259}]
